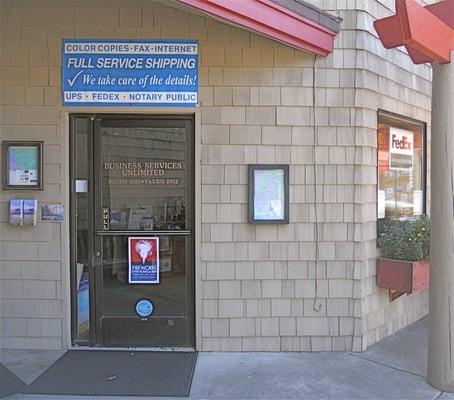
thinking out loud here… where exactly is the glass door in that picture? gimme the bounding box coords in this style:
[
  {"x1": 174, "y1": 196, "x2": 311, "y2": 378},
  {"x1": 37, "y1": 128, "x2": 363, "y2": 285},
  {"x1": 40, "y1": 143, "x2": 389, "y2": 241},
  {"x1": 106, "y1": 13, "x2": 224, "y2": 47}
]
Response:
[{"x1": 71, "y1": 115, "x2": 194, "y2": 348}]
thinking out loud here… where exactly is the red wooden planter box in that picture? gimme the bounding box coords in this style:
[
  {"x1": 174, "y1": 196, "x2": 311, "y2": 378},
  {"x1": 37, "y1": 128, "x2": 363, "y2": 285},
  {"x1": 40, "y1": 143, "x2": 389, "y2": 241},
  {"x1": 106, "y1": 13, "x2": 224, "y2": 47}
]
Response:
[{"x1": 376, "y1": 258, "x2": 430, "y2": 293}]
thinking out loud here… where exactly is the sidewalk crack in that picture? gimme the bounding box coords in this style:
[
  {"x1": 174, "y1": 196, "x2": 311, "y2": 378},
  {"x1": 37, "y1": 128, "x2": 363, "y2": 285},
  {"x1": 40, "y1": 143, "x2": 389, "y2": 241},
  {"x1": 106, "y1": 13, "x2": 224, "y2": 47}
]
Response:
[{"x1": 350, "y1": 353, "x2": 427, "y2": 378}]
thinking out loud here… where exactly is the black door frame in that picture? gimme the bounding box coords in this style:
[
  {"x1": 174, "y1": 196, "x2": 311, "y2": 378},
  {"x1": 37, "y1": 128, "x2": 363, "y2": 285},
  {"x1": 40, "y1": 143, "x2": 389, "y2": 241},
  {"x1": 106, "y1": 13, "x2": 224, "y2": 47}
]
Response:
[{"x1": 70, "y1": 114, "x2": 195, "y2": 348}]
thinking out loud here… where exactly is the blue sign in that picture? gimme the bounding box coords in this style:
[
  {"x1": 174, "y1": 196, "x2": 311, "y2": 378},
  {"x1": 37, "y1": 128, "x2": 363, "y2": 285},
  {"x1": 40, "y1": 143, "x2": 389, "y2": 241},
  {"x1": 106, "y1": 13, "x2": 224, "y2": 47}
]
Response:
[
  {"x1": 136, "y1": 299, "x2": 153, "y2": 317},
  {"x1": 62, "y1": 39, "x2": 198, "y2": 106},
  {"x1": 130, "y1": 263, "x2": 159, "y2": 283},
  {"x1": 77, "y1": 272, "x2": 89, "y2": 333}
]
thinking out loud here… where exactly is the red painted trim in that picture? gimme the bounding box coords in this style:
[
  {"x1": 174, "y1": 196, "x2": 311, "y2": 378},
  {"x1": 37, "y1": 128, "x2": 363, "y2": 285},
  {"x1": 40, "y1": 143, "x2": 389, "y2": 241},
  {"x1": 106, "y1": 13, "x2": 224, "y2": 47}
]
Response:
[
  {"x1": 405, "y1": 47, "x2": 432, "y2": 65},
  {"x1": 374, "y1": 0, "x2": 454, "y2": 64},
  {"x1": 425, "y1": 0, "x2": 454, "y2": 29},
  {"x1": 176, "y1": 0, "x2": 338, "y2": 56}
]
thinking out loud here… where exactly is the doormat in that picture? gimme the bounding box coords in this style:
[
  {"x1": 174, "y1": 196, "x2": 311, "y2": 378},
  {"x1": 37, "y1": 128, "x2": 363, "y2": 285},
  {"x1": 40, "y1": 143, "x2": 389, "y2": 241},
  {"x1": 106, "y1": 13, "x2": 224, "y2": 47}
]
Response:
[{"x1": 25, "y1": 350, "x2": 197, "y2": 397}]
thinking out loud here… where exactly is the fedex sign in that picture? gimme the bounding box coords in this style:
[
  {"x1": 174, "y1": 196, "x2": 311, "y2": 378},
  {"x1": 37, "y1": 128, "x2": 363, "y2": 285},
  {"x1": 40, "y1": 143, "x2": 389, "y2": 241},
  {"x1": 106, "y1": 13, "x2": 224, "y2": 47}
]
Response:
[
  {"x1": 389, "y1": 127, "x2": 413, "y2": 170},
  {"x1": 391, "y1": 133, "x2": 412, "y2": 151}
]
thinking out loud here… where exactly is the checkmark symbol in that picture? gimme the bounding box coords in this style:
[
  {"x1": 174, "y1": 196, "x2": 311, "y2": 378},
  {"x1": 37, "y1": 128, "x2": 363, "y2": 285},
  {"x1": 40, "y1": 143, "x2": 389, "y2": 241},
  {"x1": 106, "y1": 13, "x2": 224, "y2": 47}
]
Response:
[{"x1": 67, "y1": 70, "x2": 84, "y2": 87}]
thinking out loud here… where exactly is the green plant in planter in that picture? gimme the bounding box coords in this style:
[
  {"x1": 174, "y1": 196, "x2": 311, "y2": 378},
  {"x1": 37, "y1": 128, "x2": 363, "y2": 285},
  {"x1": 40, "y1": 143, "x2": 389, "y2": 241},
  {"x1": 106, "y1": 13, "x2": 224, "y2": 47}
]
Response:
[{"x1": 377, "y1": 216, "x2": 430, "y2": 261}]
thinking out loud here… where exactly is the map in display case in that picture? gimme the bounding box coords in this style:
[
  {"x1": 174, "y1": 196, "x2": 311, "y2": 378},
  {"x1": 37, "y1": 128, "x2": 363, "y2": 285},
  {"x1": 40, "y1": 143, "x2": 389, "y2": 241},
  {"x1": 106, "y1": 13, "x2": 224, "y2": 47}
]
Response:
[{"x1": 249, "y1": 165, "x2": 289, "y2": 224}]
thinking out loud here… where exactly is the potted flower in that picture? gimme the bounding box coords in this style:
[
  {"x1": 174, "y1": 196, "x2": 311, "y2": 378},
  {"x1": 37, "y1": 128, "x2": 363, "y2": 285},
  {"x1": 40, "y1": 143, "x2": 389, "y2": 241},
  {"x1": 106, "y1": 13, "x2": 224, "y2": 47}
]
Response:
[{"x1": 376, "y1": 216, "x2": 430, "y2": 294}]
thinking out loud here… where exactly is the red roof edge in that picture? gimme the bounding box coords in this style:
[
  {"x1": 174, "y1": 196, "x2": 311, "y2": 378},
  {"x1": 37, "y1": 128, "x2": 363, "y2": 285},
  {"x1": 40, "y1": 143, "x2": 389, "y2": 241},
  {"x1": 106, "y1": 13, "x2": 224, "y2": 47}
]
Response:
[
  {"x1": 176, "y1": 0, "x2": 339, "y2": 56},
  {"x1": 374, "y1": 0, "x2": 454, "y2": 64}
]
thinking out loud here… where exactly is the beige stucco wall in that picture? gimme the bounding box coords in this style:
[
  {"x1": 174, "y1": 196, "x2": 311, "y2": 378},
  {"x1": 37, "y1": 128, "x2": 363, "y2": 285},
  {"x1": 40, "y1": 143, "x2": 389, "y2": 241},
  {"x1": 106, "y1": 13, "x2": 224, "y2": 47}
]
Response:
[{"x1": 0, "y1": 0, "x2": 431, "y2": 351}]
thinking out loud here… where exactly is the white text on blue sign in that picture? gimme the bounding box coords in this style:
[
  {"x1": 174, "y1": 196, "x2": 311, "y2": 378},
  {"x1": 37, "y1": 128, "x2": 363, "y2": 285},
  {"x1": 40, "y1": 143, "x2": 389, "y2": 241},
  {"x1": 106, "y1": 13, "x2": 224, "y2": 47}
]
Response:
[{"x1": 62, "y1": 40, "x2": 198, "y2": 107}]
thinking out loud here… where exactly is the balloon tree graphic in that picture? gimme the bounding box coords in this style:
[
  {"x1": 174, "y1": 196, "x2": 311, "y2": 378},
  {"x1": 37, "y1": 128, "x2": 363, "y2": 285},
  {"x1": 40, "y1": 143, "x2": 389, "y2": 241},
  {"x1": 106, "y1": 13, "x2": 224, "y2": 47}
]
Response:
[{"x1": 135, "y1": 240, "x2": 153, "y2": 264}]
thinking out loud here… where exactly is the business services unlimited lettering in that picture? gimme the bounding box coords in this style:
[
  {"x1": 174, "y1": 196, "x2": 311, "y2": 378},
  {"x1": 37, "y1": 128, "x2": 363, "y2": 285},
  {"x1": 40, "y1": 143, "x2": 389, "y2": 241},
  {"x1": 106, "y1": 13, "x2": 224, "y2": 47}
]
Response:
[{"x1": 104, "y1": 160, "x2": 184, "y2": 185}]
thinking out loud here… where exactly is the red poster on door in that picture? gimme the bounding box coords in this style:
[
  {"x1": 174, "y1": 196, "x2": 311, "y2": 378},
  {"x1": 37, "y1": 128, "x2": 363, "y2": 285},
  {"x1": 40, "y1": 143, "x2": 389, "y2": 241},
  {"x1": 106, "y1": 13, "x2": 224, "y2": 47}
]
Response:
[{"x1": 128, "y1": 237, "x2": 160, "y2": 284}]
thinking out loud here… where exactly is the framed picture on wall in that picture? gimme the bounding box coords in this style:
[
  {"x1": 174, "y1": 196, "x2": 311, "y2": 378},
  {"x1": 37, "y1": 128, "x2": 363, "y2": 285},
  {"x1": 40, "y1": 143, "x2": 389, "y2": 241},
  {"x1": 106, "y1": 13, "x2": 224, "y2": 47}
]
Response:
[
  {"x1": 2, "y1": 141, "x2": 43, "y2": 190},
  {"x1": 248, "y1": 164, "x2": 289, "y2": 224}
]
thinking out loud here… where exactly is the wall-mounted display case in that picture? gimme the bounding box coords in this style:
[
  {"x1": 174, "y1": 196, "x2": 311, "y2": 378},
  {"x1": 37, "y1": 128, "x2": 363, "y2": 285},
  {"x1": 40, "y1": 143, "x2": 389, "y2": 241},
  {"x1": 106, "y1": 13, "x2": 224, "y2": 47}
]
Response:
[
  {"x1": 3, "y1": 141, "x2": 43, "y2": 190},
  {"x1": 248, "y1": 164, "x2": 289, "y2": 224}
]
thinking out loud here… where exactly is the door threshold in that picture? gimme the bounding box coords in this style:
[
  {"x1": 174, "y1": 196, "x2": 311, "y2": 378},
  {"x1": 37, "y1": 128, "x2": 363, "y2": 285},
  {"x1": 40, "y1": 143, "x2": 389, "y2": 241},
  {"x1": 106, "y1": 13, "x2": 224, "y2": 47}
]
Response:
[{"x1": 70, "y1": 345, "x2": 196, "y2": 352}]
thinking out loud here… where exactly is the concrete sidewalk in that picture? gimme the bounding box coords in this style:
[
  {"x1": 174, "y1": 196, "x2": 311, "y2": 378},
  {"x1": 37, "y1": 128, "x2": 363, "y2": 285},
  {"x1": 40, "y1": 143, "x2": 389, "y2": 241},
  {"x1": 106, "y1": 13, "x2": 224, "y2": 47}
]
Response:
[{"x1": 2, "y1": 317, "x2": 454, "y2": 399}]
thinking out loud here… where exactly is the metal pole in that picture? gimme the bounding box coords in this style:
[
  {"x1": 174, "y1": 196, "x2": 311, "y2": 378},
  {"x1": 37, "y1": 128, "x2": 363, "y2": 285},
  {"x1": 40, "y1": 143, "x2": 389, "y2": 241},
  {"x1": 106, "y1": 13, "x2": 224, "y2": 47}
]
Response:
[{"x1": 428, "y1": 51, "x2": 454, "y2": 392}]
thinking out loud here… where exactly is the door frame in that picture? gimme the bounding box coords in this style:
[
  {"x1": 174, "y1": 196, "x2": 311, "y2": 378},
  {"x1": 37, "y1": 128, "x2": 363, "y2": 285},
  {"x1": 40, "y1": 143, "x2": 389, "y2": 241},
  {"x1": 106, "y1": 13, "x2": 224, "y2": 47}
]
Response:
[{"x1": 69, "y1": 113, "x2": 197, "y2": 348}]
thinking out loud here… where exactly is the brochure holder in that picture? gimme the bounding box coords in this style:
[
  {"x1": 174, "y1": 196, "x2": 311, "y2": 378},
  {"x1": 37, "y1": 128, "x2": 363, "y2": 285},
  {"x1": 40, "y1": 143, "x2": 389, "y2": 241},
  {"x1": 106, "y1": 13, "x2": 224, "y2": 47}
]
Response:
[{"x1": 9, "y1": 199, "x2": 38, "y2": 226}]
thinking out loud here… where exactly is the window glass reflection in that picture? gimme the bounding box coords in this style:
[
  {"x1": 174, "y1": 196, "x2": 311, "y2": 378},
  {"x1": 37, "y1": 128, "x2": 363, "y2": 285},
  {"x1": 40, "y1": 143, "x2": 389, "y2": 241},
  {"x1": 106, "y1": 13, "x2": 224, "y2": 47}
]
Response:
[
  {"x1": 74, "y1": 117, "x2": 90, "y2": 342},
  {"x1": 101, "y1": 235, "x2": 188, "y2": 317},
  {"x1": 377, "y1": 113, "x2": 425, "y2": 218},
  {"x1": 101, "y1": 125, "x2": 188, "y2": 231}
]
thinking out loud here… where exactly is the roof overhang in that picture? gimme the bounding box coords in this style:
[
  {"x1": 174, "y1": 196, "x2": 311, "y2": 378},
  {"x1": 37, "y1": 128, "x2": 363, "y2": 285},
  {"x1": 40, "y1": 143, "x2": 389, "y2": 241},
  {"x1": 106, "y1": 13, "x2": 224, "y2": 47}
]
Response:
[
  {"x1": 175, "y1": 0, "x2": 340, "y2": 57},
  {"x1": 374, "y1": 0, "x2": 454, "y2": 64}
]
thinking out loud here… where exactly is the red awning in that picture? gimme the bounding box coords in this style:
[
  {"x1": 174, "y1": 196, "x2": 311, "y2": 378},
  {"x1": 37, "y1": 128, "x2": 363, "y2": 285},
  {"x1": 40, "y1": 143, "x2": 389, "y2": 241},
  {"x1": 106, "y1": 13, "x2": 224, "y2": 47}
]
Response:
[{"x1": 176, "y1": 0, "x2": 339, "y2": 56}]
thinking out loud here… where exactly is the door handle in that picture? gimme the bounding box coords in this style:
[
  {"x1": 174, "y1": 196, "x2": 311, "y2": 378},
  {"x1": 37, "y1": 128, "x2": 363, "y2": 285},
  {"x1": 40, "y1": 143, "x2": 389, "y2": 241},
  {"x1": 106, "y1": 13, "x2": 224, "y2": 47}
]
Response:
[{"x1": 95, "y1": 251, "x2": 101, "y2": 257}]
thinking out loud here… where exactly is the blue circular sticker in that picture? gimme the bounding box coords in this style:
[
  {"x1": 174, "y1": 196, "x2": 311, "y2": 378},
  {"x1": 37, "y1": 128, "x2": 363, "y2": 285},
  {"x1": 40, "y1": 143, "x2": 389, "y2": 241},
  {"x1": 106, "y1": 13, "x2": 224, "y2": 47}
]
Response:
[{"x1": 135, "y1": 299, "x2": 153, "y2": 317}]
